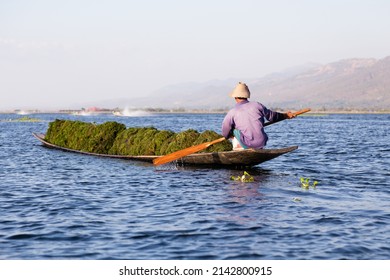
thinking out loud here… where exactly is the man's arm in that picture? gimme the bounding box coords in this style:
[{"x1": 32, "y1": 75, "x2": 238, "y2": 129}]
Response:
[{"x1": 221, "y1": 112, "x2": 234, "y2": 139}]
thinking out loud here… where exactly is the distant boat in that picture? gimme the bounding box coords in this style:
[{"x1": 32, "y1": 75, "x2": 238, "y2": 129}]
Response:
[
  {"x1": 71, "y1": 111, "x2": 94, "y2": 116},
  {"x1": 71, "y1": 110, "x2": 103, "y2": 116},
  {"x1": 113, "y1": 111, "x2": 123, "y2": 116},
  {"x1": 71, "y1": 107, "x2": 105, "y2": 116},
  {"x1": 15, "y1": 110, "x2": 30, "y2": 115},
  {"x1": 113, "y1": 109, "x2": 153, "y2": 117}
]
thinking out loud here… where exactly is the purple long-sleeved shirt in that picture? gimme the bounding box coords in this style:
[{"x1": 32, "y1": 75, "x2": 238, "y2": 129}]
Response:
[{"x1": 221, "y1": 100, "x2": 286, "y2": 149}]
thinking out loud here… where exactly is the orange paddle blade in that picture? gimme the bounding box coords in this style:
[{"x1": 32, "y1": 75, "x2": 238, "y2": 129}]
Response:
[{"x1": 153, "y1": 137, "x2": 226, "y2": 166}]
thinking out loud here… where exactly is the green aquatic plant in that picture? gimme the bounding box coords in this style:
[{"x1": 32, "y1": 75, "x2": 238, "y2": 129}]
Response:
[
  {"x1": 4, "y1": 116, "x2": 42, "y2": 122},
  {"x1": 230, "y1": 171, "x2": 255, "y2": 183},
  {"x1": 89, "y1": 121, "x2": 127, "y2": 154},
  {"x1": 45, "y1": 119, "x2": 232, "y2": 156},
  {"x1": 20, "y1": 116, "x2": 41, "y2": 122},
  {"x1": 152, "y1": 130, "x2": 175, "y2": 155},
  {"x1": 193, "y1": 130, "x2": 232, "y2": 153},
  {"x1": 300, "y1": 177, "x2": 318, "y2": 189},
  {"x1": 45, "y1": 119, "x2": 126, "y2": 154},
  {"x1": 163, "y1": 129, "x2": 200, "y2": 154},
  {"x1": 110, "y1": 127, "x2": 173, "y2": 156}
]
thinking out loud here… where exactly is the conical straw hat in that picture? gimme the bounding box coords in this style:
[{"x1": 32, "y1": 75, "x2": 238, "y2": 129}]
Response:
[{"x1": 230, "y1": 82, "x2": 250, "y2": 98}]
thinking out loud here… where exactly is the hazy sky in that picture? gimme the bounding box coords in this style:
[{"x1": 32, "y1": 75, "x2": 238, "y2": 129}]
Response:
[{"x1": 1, "y1": 0, "x2": 390, "y2": 109}]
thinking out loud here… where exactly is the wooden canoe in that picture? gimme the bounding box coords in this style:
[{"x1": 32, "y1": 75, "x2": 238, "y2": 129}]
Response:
[{"x1": 32, "y1": 133, "x2": 298, "y2": 167}]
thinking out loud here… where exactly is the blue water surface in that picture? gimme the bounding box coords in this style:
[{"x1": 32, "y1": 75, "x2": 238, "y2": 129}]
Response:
[{"x1": 0, "y1": 113, "x2": 389, "y2": 259}]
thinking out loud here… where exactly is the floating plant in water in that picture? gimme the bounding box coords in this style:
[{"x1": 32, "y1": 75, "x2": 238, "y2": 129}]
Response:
[
  {"x1": 300, "y1": 177, "x2": 318, "y2": 189},
  {"x1": 230, "y1": 171, "x2": 254, "y2": 182},
  {"x1": 2, "y1": 116, "x2": 42, "y2": 122}
]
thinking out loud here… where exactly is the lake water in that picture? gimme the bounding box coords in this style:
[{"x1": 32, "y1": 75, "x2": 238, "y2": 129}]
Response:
[{"x1": 0, "y1": 113, "x2": 389, "y2": 259}]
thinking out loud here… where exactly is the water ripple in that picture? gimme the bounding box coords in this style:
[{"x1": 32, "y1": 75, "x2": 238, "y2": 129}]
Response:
[{"x1": 0, "y1": 113, "x2": 389, "y2": 259}]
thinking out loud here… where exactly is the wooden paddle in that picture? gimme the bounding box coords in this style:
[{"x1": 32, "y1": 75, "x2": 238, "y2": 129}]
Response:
[
  {"x1": 263, "y1": 108, "x2": 311, "y2": 127},
  {"x1": 153, "y1": 108, "x2": 311, "y2": 166}
]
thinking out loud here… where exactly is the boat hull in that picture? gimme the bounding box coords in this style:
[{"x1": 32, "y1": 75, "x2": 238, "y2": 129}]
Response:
[{"x1": 33, "y1": 133, "x2": 298, "y2": 167}]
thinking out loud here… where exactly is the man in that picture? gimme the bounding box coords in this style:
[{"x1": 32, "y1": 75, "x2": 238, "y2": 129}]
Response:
[{"x1": 222, "y1": 82, "x2": 295, "y2": 150}]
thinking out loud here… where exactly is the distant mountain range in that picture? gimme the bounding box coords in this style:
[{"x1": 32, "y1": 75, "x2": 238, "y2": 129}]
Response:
[{"x1": 94, "y1": 56, "x2": 390, "y2": 110}]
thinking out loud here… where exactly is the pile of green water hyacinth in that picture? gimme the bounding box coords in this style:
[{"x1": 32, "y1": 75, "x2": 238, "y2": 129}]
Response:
[
  {"x1": 45, "y1": 119, "x2": 232, "y2": 155},
  {"x1": 45, "y1": 119, "x2": 126, "y2": 154}
]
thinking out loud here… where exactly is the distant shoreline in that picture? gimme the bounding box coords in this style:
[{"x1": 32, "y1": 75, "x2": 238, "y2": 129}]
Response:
[{"x1": 0, "y1": 108, "x2": 389, "y2": 115}]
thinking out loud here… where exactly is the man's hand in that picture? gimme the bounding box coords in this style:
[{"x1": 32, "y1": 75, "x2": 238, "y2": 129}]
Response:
[{"x1": 285, "y1": 111, "x2": 295, "y2": 119}]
